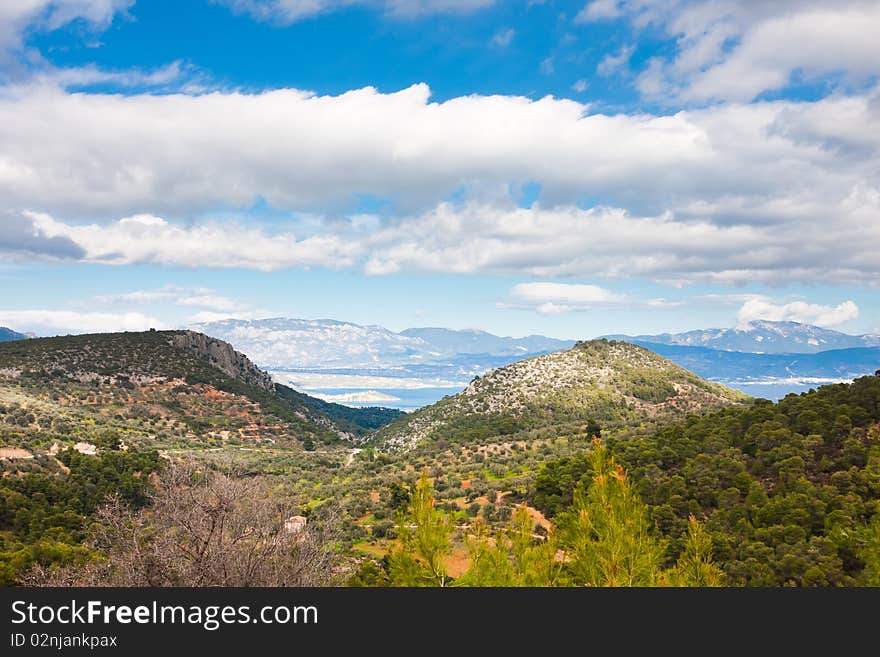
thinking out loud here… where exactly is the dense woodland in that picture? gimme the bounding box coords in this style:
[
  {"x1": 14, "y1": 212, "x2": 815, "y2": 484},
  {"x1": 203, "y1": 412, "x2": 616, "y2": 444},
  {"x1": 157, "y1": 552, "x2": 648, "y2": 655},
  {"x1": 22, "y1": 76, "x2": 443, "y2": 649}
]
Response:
[{"x1": 533, "y1": 372, "x2": 880, "y2": 586}]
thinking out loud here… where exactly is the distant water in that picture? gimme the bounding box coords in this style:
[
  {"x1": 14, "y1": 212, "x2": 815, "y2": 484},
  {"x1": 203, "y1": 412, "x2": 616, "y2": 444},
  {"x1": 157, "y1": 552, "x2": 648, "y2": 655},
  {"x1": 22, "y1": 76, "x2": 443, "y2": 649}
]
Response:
[
  {"x1": 290, "y1": 370, "x2": 856, "y2": 410},
  {"x1": 720, "y1": 380, "x2": 851, "y2": 401},
  {"x1": 301, "y1": 386, "x2": 462, "y2": 411}
]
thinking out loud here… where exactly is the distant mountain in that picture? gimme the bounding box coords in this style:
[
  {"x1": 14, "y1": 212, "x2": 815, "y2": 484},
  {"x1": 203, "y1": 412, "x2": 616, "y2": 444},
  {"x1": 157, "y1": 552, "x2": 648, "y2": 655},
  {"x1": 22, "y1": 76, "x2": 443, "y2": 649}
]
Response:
[
  {"x1": 604, "y1": 320, "x2": 880, "y2": 354},
  {"x1": 191, "y1": 318, "x2": 573, "y2": 369},
  {"x1": 372, "y1": 339, "x2": 747, "y2": 452},
  {"x1": 190, "y1": 318, "x2": 426, "y2": 368},
  {"x1": 640, "y1": 343, "x2": 880, "y2": 382},
  {"x1": 399, "y1": 327, "x2": 572, "y2": 357},
  {"x1": 0, "y1": 327, "x2": 27, "y2": 342}
]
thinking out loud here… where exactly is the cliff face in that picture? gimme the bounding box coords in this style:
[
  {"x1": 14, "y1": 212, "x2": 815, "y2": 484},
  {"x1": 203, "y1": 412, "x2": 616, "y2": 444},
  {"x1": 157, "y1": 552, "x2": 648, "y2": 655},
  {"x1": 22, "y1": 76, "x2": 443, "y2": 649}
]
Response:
[{"x1": 170, "y1": 330, "x2": 275, "y2": 392}]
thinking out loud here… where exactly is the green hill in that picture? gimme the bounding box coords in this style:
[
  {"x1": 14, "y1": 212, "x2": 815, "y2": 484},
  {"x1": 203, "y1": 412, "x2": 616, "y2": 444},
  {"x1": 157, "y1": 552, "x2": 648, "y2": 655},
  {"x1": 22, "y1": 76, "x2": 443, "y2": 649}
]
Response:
[
  {"x1": 531, "y1": 371, "x2": 880, "y2": 586},
  {"x1": 0, "y1": 330, "x2": 400, "y2": 453},
  {"x1": 373, "y1": 339, "x2": 748, "y2": 451}
]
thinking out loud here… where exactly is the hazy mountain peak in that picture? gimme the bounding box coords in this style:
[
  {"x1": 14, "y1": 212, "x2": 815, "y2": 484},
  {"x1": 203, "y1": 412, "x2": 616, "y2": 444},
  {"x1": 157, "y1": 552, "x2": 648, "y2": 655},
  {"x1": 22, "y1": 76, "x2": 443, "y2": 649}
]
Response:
[
  {"x1": 192, "y1": 318, "x2": 574, "y2": 369},
  {"x1": 604, "y1": 319, "x2": 879, "y2": 354}
]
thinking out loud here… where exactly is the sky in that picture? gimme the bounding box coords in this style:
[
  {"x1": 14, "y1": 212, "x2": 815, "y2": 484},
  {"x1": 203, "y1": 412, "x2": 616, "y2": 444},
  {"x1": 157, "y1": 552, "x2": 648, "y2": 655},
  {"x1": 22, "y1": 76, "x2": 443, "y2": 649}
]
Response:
[{"x1": 1, "y1": 0, "x2": 879, "y2": 340}]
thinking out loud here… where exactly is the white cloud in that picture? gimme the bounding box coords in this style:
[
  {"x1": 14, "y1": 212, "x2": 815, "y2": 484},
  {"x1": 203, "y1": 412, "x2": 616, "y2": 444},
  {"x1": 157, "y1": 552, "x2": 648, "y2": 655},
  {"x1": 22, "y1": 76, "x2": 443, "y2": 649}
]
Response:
[
  {"x1": 1, "y1": 83, "x2": 879, "y2": 286},
  {"x1": 491, "y1": 27, "x2": 515, "y2": 48},
  {"x1": 214, "y1": 0, "x2": 493, "y2": 24},
  {"x1": 540, "y1": 57, "x2": 554, "y2": 75},
  {"x1": 574, "y1": 0, "x2": 622, "y2": 23},
  {"x1": 571, "y1": 79, "x2": 588, "y2": 93},
  {"x1": 25, "y1": 212, "x2": 359, "y2": 271},
  {"x1": 506, "y1": 282, "x2": 626, "y2": 314},
  {"x1": 0, "y1": 0, "x2": 131, "y2": 60},
  {"x1": 94, "y1": 285, "x2": 251, "y2": 313},
  {"x1": 596, "y1": 44, "x2": 633, "y2": 76},
  {"x1": 12, "y1": 189, "x2": 880, "y2": 286},
  {"x1": 736, "y1": 299, "x2": 859, "y2": 329},
  {"x1": 28, "y1": 61, "x2": 187, "y2": 90},
  {"x1": 360, "y1": 200, "x2": 880, "y2": 285},
  {"x1": 0, "y1": 310, "x2": 165, "y2": 336},
  {"x1": 610, "y1": 0, "x2": 880, "y2": 102},
  {"x1": 2, "y1": 82, "x2": 878, "y2": 226}
]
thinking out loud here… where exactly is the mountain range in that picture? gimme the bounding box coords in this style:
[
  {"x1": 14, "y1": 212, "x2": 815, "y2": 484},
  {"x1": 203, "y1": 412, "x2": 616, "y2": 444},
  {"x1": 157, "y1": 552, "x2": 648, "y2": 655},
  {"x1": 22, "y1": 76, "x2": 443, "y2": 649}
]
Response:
[
  {"x1": 603, "y1": 320, "x2": 880, "y2": 354},
  {"x1": 190, "y1": 318, "x2": 880, "y2": 404},
  {"x1": 4, "y1": 318, "x2": 879, "y2": 405},
  {"x1": 190, "y1": 318, "x2": 573, "y2": 369},
  {"x1": 3, "y1": 327, "x2": 880, "y2": 588}
]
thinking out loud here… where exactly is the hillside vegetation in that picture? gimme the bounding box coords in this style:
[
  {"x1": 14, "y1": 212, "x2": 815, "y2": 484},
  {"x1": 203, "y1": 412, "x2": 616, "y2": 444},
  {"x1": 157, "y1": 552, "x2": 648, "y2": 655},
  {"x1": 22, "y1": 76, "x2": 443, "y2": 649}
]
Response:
[
  {"x1": 0, "y1": 330, "x2": 397, "y2": 450},
  {"x1": 4, "y1": 331, "x2": 878, "y2": 587},
  {"x1": 0, "y1": 330, "x2": 405, "y2": 583},
  {"x1": 373, "y1": 339, "x2": 747, "y2": 451},
  {"x1": 532, "y1": 372, "x2": 880, "y2": 586}
]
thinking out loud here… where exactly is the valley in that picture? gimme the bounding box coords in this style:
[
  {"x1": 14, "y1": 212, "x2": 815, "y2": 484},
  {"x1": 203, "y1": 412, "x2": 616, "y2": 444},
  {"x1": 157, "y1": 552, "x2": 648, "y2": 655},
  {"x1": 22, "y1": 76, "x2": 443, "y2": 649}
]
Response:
[{"x1": 180, "y1": 319, "x2": 880, "y2": 406}]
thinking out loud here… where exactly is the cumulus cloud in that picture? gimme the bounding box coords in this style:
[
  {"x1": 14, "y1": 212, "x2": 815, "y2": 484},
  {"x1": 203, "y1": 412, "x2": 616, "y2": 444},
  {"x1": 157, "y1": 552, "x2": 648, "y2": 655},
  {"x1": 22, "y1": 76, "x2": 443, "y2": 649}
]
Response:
[
  {"x1": 94, "y1": 285, "x2": 251, "y2": 313},
  {"x1": 1, "y1": 82, "x2": 879, "y2": 286},
  {"x1": 736, "y1": 299, "x2": 859, "y2": 329},
  {"x1": 505, "y1": 282, "x2": 626, "y2": 314},
  {"x1": 575, "y1": 0, "x2": 622, "y2": 23},
  {"x1": 24, "y1": 212, "x2": 359, "y2": 271},
  {"x1": 603, "y1": 0, "x2": 880, "y2": 102},
  {"x1": 361, "y1": 200, "x2": 880, "y2": 285},
  {"x1": 0, "y1": 310, "x2": 166, "y2": 336},
  {"x1": 0, "y1": 211, "x2": 84, "y2": 260},
  {"x1": 214, "y1": 0, "x2": 493, "y2": 24},
  {"x1": 0, "y1": 0, "x2": 131, "y2": 61},
  {"x1": 596, "y1": 44, "x2": 633, "y2": 76},
  {"x1": 2, "y1": 83, "x2": 878, "y2": 225},
  {"x1": 11, "y1": 192, "x2": 880, "y2": 286}
]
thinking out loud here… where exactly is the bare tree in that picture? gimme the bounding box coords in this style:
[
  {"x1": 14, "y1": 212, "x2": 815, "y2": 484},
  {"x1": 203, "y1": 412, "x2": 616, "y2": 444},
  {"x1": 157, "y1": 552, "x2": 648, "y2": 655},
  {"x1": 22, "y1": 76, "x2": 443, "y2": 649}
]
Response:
[{"x1": 27, "y1": 462, "x2": 340, "y2": 586}]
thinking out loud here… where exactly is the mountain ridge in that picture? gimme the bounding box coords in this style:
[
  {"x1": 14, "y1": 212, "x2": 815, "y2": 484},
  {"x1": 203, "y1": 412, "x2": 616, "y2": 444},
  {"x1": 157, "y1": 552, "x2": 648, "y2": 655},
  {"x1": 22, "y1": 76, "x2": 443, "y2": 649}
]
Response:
[
  {"x1": 603, "y1": 320, "x2": 880, "y2": 354},
  {"x1": 0, "y1": 330, "x2": 401, "y2": 446},
  {"x1": 190, "y1": 317, "x2": 574, "y2": 369}
]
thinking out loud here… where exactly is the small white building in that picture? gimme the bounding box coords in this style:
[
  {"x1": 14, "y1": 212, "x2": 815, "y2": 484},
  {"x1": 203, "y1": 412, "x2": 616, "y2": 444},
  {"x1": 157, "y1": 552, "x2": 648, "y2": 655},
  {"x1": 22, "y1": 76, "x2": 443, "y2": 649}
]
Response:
[
  {"x1": 73, "y1": 442, "x2": 97, "y2": 455},
  {"x1": 284, "y1": 515, "x2": 307, "y2": 534}
]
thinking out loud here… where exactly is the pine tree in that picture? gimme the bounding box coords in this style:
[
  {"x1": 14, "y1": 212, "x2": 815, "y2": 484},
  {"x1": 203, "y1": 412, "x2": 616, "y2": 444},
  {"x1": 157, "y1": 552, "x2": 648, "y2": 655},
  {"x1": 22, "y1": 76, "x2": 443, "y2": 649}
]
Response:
[
  {"x1": 558, "y1": 438, "x2": 666, "y2": 586},
  {"x1": 667, "y1": 515, "x2": 725, "y2": 587},
  {"x1": 387, "y1": 470, "x2": 453, "y2": 586},
  {"x1": 857, "y1": 512, "x2": 880, "y2": 586},
  {"x1": 462, "y1": 507, "x2": 561, "y2": 586}
]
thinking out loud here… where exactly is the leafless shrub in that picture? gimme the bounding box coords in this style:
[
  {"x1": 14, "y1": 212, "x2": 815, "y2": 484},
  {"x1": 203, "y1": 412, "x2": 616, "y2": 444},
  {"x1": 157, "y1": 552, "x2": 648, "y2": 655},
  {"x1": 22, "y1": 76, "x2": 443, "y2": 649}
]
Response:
[{"x1": 26, "y1": 462, "x2": 340, "y2": 586}]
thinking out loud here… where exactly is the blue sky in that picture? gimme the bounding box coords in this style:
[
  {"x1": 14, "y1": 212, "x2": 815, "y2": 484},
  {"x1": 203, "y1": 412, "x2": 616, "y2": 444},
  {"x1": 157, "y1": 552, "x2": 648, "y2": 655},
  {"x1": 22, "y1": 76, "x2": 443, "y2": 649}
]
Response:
[{"x1": 1, "y1": 0, "x2": 879, "y2": 339}]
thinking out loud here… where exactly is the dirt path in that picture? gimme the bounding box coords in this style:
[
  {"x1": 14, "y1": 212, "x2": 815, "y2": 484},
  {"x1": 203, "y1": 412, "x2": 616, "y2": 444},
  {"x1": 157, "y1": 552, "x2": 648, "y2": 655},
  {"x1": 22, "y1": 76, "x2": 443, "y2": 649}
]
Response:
[{"x1": 345, "y1": 448, "x2": 362, "y2": 467}]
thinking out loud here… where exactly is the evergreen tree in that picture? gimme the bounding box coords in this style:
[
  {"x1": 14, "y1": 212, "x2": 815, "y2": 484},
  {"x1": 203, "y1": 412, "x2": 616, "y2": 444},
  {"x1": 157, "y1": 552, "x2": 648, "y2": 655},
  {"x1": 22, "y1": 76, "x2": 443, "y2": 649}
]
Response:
[
  {"x1": 666, "y1": 515, "x2": 725, "y2": 587},
  {"x1": 558, "y1": 439, "x2": 665, "y2": 586},
  {"x1": 387, "y1": 470, "x2": 453, "y2": 586},
  {"x1": 857, "y1": 512, "x2": 880, "y2": 586},
  {"x1": 462, "y1": 507, "x2": 560, "y2": 586}
]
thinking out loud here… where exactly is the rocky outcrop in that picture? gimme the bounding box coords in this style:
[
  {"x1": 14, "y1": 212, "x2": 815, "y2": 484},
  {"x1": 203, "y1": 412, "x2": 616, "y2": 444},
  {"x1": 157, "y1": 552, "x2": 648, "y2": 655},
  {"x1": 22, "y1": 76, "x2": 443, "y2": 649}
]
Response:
[{"x1": 170, "y1": 331, "x2": 275, "y2": 392}]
